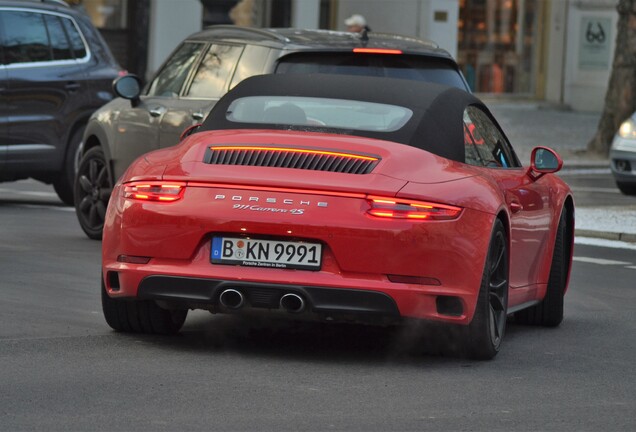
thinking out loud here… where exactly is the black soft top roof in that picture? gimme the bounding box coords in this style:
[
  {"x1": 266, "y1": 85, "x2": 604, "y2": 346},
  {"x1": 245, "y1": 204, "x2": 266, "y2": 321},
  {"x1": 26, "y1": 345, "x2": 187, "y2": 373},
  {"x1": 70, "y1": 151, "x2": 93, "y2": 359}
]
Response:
[{"x1": 201, "y1": 74, "x2": 487, "y2": 163}]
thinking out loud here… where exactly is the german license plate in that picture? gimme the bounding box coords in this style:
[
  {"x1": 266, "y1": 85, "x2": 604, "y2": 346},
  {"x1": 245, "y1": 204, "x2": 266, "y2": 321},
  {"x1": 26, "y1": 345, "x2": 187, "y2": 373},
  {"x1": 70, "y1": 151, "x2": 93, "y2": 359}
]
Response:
[{"x1": 211, "y1": 237, "x2": 322, "y2": 270}]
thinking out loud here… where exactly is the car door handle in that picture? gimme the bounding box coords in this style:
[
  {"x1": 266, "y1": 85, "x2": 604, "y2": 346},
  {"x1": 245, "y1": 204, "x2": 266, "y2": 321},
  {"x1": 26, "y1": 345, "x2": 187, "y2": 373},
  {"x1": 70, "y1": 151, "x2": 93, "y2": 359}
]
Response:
[
  {"x1": 65, "y1": 82, "x2": 81, "y2": 91},
  {"x1": 192, "y1": 112, "x2": 205, "y2": 121},
  {"x1": 149, "y1": 107, "x2": 166, "y2": 117}
]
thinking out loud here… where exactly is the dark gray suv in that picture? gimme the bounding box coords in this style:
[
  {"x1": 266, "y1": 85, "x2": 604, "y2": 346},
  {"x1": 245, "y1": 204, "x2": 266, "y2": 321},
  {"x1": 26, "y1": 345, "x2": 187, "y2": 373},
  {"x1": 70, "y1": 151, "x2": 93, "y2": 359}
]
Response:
[
  {"x1": 0, "y1": 0, "x2": 121, "y2": 205},
  {"x1": 75, "y1": 25, "x2": 469, "y2": 238}
]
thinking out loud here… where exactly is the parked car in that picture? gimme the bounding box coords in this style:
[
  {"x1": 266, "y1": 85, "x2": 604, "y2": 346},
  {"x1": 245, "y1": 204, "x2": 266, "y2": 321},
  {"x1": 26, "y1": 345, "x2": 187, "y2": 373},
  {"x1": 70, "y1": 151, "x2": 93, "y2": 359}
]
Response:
[
  {"x1": 100, "y1": 74, "x2": 574, "y2": 360},
  {"x1": 0, "y1": 0, "x2": 122, "y2": 205},
  {"x1": 74, "y1": 25, "x2": 470, "y2": 239},
  {"x1": 609, "y1": 112, "x2": 636, "y2": 195}
]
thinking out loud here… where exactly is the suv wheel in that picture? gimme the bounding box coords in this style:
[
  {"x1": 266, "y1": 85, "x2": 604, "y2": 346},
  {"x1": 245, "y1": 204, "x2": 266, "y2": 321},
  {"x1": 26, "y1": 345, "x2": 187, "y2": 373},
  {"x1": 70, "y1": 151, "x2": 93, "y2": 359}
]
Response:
[
  {"x1": 74, "y1": 146, "x2": 112, "y2": 240},
  {"x1": 53, "y1": 127, "x2": 85, "y2": 206}
]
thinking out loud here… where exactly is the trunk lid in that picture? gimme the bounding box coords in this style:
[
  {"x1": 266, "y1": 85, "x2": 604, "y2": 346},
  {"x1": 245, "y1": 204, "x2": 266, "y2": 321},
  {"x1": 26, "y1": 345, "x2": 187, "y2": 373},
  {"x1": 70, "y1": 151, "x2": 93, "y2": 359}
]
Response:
[{"x1": 150, "y1": 129, "x2": 474, "y2": 196}]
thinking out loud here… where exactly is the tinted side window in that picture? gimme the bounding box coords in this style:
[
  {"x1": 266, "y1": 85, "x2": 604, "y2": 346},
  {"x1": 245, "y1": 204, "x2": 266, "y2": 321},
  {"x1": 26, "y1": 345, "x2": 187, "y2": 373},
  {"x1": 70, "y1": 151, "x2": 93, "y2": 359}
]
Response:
[
  {"x1": 0, "y1": 11, "x2": 86, "y2": 65},
  {"x1": 44, "y1": 15, "x2": 73, "y2": 60},
  {"x1": 463, "y1": 106, "x2": 519, "y2": 168},
  {"x1": 186, "y1": 44, "x2": 243, "y2": 98},
  {"x1": 61, "y1": 16, "x2": 87, "y2": 59},
  {"x1": 1, "y1": 11, "x2": 50, "y2": 64},
  {"x1": 463, "y1": 123, "x2": 483, "y2": 166},
  {"x1": 147, "y1": 42, "x2": 205, "y2": 97}
]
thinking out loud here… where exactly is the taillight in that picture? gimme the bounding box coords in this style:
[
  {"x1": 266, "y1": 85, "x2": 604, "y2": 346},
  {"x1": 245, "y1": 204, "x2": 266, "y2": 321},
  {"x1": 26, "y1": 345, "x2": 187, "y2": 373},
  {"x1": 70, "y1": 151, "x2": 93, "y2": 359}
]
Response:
[
  {"x1": 123, "y1": 182, "x2": 186, "y2": 202},
  {"x1": 366, "y1": 196, "x2": 462, "y2": 220},
  {"x1": 353, "y1": 48, "x2": 403, "y2": 55}
]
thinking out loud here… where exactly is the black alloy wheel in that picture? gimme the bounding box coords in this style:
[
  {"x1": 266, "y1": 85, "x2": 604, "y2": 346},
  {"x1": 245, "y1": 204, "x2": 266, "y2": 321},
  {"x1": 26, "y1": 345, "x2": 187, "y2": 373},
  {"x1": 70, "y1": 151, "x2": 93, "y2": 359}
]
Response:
[
  {"x1": 74, "y1": 146, "x2": 112, "y2": 240},
  {"x1": 462, "y1": 219, "x2": 509, "y2": 360},
  {"x1": 515, "y1": 209, "x2": 568, "y2": 327}
]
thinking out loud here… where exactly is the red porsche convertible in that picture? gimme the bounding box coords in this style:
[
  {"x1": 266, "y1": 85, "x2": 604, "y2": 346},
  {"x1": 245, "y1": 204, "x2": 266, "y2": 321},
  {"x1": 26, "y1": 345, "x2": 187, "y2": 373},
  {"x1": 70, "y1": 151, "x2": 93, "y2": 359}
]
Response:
[{"x1": 101, "y1": 74, "x2": 574, "y2": 359}]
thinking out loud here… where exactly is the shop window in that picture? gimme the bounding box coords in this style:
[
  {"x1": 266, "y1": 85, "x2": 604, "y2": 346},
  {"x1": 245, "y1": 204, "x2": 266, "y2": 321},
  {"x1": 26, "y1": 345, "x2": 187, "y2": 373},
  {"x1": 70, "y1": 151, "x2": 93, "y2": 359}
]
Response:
[
  {"x1": 74, "y1": 0, "x2": 128, "y2": 29},
  {"x1": 458, "y1": 0, "x2": 542, "y2": 94}
]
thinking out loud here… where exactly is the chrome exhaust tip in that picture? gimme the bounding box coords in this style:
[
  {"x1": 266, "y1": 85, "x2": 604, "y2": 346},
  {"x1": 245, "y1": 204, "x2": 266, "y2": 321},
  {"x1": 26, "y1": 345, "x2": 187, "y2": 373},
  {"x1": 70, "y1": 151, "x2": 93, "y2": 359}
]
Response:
[
  {"x1": 219, "y1": 288, "x2": 245, "y2": 309},
  {"x1": 280, "y1": 293, "x2": 305, "y2": 313}
]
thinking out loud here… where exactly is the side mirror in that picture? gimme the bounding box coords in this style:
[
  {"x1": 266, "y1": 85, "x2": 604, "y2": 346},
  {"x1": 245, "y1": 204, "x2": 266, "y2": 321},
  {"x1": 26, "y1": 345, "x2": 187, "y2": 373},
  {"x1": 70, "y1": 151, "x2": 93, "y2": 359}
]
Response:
[
  {"x1": 529, "y1": 146, "x2": 563, "y2": 179},
  {"x1": 113, "y1": 74, "x2": 142, "y2": 107}
]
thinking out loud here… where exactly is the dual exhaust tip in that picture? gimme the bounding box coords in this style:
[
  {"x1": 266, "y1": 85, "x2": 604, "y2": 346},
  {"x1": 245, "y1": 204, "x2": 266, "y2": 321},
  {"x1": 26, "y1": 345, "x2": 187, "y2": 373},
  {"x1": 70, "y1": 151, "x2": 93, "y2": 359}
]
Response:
[{"x1": 218, "y1": 289, "x2": 305, "y2": 313}]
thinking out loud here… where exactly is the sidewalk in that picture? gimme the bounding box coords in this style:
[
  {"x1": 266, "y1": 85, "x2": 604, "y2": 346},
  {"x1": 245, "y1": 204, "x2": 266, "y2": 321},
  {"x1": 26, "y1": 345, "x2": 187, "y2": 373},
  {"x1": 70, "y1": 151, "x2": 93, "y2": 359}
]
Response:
[
  {"x1": 576, "y1": 206, "x2": 636, "y2": 242},
  {"x1": 486, "y1": 100, "x2": 606, "y2": 168},
  {"x1": 486, "y1": 100, "x2": 636, "y2": 243}
]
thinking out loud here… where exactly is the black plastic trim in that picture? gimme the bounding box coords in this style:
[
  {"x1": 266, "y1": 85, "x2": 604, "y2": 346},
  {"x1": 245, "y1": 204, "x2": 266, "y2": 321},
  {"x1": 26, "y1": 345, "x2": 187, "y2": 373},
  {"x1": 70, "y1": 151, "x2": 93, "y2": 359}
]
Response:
[{"x1": 137, "y1": 275, "x2": 400, "y2": 317}]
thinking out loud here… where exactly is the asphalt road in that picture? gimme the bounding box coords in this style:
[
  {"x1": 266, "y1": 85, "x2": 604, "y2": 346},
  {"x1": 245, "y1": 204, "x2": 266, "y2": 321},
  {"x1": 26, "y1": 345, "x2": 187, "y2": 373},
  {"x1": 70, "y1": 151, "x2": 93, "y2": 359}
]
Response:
[
  {"x1": 559, "y1": 168, "x2": 636, "y2": 207},
  {"x1": 1, "y1": 179, "x2": 635, "y2": 431}
]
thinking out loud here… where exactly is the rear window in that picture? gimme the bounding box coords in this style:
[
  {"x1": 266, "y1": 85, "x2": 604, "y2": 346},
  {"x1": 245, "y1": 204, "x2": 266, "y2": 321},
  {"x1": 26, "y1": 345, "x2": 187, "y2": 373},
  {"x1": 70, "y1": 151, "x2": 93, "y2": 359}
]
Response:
[
  {"x1": 275, "y1": 53, "x2": 468, "y2": 90},
  {"x1": 226, "y1": 96, "x2": 413, "y2": 132}
]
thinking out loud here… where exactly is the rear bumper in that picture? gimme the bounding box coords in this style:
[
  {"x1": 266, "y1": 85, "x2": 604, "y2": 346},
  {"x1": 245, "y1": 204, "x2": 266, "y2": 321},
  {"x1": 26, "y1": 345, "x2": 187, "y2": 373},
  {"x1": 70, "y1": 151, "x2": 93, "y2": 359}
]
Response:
[{"x1": 103, "y1": 265, "x2": 476, "y2": 325}]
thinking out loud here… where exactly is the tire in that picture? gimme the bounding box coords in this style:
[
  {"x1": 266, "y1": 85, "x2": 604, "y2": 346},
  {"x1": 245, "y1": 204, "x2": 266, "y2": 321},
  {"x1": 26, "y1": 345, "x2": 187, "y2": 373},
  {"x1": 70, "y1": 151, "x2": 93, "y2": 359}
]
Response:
[
  {"x1": 616, "y1": 181, "x2": 636, "y2": 196},
  {"x1": 462, "y1": 219, "x2": 509, "y2": 360},
  {"x1": 74, "y1": 146, "x2": 112, "y2": 240},
  {"x1": 515, "y1": 210, "x2": 567, "y2": 327},
  {"x1": 102, "y1": 278, "x2": 187, "y2": 335},
  {"x1": 53, "y1": 127, "x2": 85, "y2": 206}
]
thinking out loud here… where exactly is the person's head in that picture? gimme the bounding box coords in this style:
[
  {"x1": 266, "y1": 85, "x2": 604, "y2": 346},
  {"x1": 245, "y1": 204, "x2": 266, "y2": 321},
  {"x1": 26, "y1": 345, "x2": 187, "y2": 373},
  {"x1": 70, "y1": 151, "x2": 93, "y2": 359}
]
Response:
[{"x1": 345, "y1": 14, "x2": 367, "y2": 33}]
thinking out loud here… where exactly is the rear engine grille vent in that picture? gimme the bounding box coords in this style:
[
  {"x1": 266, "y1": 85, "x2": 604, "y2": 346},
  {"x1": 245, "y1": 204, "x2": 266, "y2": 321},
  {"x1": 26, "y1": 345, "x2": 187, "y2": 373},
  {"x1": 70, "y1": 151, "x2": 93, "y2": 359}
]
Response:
[{"x1": 204, "y1": 146, "x2": 380, "y2": 174}]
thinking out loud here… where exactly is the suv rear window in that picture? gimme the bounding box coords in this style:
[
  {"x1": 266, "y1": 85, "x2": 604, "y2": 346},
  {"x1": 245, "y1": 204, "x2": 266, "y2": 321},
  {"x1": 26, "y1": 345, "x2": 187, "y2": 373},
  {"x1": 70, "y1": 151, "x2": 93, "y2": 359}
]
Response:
[{"x1": 275, "y1": 53, "x2": 468, "y2": 90}]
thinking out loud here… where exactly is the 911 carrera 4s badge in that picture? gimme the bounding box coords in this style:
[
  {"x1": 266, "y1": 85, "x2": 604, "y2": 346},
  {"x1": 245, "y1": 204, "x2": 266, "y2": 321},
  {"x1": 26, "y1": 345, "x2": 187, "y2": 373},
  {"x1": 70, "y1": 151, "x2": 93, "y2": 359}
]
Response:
[
  {"x1": 214, "y1": 194, "x2": 328, "y2": 216},
  {"x1": 232, "y1": 204, "x2": 306, "y2": 215},
  {"x1": 211, "y1": 237, "x2": 322, "y2": 270}
]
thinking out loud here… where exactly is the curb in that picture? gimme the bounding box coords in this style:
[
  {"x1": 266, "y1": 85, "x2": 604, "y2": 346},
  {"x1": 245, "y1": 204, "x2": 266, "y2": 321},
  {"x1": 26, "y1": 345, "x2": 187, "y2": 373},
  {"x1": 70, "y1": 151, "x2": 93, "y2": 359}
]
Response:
[
  {"x1": 561, "y1": 160, "x2": 609, "y2": 171},
  {"x1": 575, "y1": 229, "x2": 636, "y2": 243}
]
